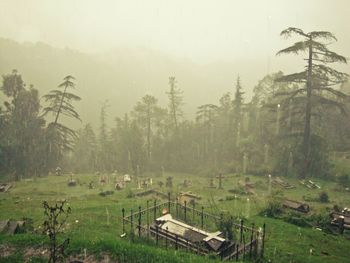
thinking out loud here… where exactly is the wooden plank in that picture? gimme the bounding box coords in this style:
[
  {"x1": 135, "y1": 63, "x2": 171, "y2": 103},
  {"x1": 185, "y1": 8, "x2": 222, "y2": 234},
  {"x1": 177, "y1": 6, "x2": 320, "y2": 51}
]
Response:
[
  {"x1": 0, "y1": 220, "x2": 9, "y2": 233},
  {"x1": 5, "y1": 221, "x2": 18, "y2": 235}
]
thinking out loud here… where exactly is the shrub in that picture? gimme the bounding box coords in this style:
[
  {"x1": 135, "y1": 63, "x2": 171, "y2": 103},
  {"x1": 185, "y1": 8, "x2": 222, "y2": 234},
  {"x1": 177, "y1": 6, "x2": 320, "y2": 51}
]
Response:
[
  {"x1": 261, "y1": 199, "x2": 283, "y2": 217},
  {"x1": 42, "y1": 200, "x2": 71, "y2": 263},
  {"x1": 217, "y1": 214, "x2": 236, "y2": 241},
  {"x1": 338, "y1": 174, "x2": 349, "y2": 187},
  {"x1": 319, "y1": 191, "x2": 329, "y2": 203},
  {"x1": 126, "y1": 189, "x2": 135, "y2": 198}
]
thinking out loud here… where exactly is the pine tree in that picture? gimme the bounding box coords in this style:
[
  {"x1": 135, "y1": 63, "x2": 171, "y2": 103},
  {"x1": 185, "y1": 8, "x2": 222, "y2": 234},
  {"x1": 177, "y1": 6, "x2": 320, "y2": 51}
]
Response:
[
  {"x1": 167, "y1": 76, "x2": 183, "y2": 132},
  {"x1": 276, "y1": 27, "x2": 349, "y2": 177},
  {"x1": 42, "y1": 76, "x2": 81, "y2": 169}
]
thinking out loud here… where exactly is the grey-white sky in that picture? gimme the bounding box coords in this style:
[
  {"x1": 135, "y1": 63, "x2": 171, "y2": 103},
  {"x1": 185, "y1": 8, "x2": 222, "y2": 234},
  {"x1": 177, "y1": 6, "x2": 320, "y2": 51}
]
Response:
[
  {"x1": 0, "y1": 0, "x2": 349, "y2": 84},
  {"x1": 1, "y1": 0, "x2": 349, "y2": 63}
]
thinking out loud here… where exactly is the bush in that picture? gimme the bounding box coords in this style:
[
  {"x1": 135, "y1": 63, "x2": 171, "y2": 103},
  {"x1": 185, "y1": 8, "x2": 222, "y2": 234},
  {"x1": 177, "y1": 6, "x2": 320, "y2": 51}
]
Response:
[
  {"x1": 282, "y1": 212, "x2": 310, "y2": 227},
  {"x1": 338, "y1": 174, "x2": 349, "y2": 187},
  {"x1": 126, "y1": 189, "x2": 135, "y2": 198},
  {"x1": 261, "y1": 199, "x2": 283, "y2": 217},
  {"x1": 319, "y1": 191, "x2": 329, "y2": 203},
  {"x1": 217, "y1": 214, "x2": 236, "y2": 241}
]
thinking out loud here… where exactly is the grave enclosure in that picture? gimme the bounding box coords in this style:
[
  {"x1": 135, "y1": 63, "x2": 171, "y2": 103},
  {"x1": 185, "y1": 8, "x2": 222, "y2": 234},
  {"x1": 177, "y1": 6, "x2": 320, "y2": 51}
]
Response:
[{"x1": 121, "y1": 193, "x2": 266, "y2": 261}]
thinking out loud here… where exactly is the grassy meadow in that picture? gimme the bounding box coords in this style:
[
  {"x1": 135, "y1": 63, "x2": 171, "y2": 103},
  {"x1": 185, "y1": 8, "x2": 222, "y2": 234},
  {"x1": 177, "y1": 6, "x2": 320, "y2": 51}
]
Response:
[{"x1": 0, "y1": 171, "x2": 350, "y2": 262}]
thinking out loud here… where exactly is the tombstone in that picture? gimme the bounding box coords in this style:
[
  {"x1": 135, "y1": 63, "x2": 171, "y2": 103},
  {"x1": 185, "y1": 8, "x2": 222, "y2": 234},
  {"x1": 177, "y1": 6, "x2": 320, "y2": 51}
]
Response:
[
  {"x1": 67, "y1": 173, "x2": 77, "y2": 187},
  {"x1": 216, "y1": 173, "x2": 224, "y2": 189},
  {"x1": 115, "y1": 181, "x2": 125, "y2": 190},
  {"x1": 208, "y1": 178, "x2": 216, "y2": 188},
  {"x1": 123, "y1": 174, "x2": 131, "y2": 183},
  {"x1": 142, "y1": 179, "x2": 149, "y2": 188},
  {"x1": 100, "y1": 174, "x2": 107, "y2": 184},
  {"x1": 137, "y1": 180, "x2": 142, "y2": 190},
  {"x1": 165, "y1": 177, "x2": 173, "y2": 188},
  {"x1": 55, "y1": 166, "x2": 62, "y2": 176},
  {"x1": 183, "y1": 179, "x2": 192, "y2": 188},
  {"x1": 149, "y1": 178, "x2": 153, "y2": 186}
]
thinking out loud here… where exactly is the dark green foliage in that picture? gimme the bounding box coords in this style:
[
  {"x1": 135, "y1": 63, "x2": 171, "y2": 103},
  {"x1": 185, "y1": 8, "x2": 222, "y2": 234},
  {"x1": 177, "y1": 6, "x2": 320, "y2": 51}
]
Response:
[
  {"x1": 42, "y1": 200, "x2": 71, "y2": 263},
  {"x1": 42, "y1": 75, "x2": 81, "y2": 171},
  {"x1": 319, "y1": 191, "x2": 329, "y2": 203},
  {"x1": 99, "y1": 190, "x2": 114, "y2": 197},
  {"x1": 261, "y1": 199, "x2": 283, "y2": 217},
  {"x1": 337, "y1": 174, "x2": 349, "y2": 187},
  {"x1": 276, "y1": 27, "x2": 348, "y2": 178},
  {"x1": 217, "y1": 214, "x2": 236, "y2": 241},
  {"x1": 0, "y1": 70, "x2": 46, "y2": 177}
]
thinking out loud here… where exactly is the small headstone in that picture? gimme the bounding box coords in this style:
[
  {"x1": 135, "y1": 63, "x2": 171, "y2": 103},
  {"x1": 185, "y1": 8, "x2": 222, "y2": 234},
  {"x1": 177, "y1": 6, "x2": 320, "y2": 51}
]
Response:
[
  {"x1": 55, "y1": 167, "x2": 62, "y2": 176},
  {"x1": 208, "y1": 178, "x2": 216, "y2": 188},
  {"x1": 166, "y1": 177, "x2": 173, "y2": 188},
  {"x1": 115, "y1": 182, "x2": 125, "y2": 190},
  {"x1": 123, "y1": 174, "x2": 131, "y2": 182},
  {"x1": 68, "y1": 180, "x2": 77, "y2": 187}
]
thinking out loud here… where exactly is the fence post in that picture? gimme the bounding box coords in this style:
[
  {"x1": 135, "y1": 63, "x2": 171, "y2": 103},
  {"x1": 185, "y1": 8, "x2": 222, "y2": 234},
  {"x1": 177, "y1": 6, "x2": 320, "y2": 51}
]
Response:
[
  {"x1": 175, "y1": 235, "x2": 178, "y2": 250},
  {"x1": 130, "y1": 209, "x2": 133, "y2": 241},
  {"x1": 146, "y1": 200, "x2": 150, "y2": 239},
  {"x1": 184, "y1": 200, "x2": 187, "y2": 222},
  {"x1": 156, "y1": 224, "x2": 159, "y2": 245},
  {"x1": 192, "y1": 201, "x2": 195, "y2": 221},
  {"x1": 168, "y1": 192, "x2": 171, "y2": 213},
  {"x1": 176, "y1": 198, "x2": 179, "y2": 217},
  {"x1": 249, "y1": 223, "x2": 254, "y2": 259},
  {"x1": 201, "y1": 206, "x2": 204, "y2": 228},
  {"x1": 138, "y1": 205, "x2": 142, "y2": 237},
  {"x1": 261, "y1": 223, "x2": 266, "y2": 259},
  {"x1": 154, "y1": 199, "x2": 157, "y2": 221},
  {"x1": 243, "y1": 239, "x2": 246, "y2": 261},
  {"x1": 165, "y1": 226, "x2": 168, "y2": 249},
  {"x1": 122, "y1": 208, "x2": 125, "y2": 233},
  {"x1": 255, "y1": 227, "x2": 259, "y2": 258},
  {"x1": 240, "y1": 219, "x2": 244, "y2": 243},
  {"x1": 235, "y1": 244, "x2": 239, "y2": 261}
]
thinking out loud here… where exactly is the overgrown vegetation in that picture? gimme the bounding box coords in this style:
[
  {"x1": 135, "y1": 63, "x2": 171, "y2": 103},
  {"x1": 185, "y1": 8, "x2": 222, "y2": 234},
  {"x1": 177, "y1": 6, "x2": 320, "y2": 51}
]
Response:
[{"x1": 42, "y1": 200, "x2": 71, "y2": 263}]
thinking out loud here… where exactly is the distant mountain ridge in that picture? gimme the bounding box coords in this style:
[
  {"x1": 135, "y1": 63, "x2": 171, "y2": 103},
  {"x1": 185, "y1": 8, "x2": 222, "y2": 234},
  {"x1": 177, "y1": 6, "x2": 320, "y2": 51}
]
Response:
[{"x1": 0, "y1": 37, "x2": 260, "y2": 129}]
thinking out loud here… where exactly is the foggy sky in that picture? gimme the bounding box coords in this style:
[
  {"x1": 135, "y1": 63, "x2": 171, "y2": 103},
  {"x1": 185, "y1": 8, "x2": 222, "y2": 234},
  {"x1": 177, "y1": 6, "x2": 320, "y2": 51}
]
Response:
[{"x1": 1, "y1": 0, "x2": 349, "y2": 70}]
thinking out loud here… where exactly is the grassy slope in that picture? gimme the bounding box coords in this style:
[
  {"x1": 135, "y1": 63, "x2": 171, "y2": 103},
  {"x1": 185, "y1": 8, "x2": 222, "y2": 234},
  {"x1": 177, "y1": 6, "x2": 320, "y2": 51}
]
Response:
[{"x1": 0, "y1": 172, "x2": 349, "y2": 262}]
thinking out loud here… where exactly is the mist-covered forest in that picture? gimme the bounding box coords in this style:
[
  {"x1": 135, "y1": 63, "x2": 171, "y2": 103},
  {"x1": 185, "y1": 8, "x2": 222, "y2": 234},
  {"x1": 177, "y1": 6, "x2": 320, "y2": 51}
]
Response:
[
  {"x1": 1, "y1": 1, "x2": 350, "y2": 263},
  {"x1": 1, "y1": 28, "x2": 350, "y2": 180}
]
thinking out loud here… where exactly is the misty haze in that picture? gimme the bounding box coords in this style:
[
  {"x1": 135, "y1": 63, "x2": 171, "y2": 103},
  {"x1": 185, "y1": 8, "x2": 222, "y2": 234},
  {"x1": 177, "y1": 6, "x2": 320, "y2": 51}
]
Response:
[{"x1": 0, "y1": 1, "x2": 350, "y2": 262}]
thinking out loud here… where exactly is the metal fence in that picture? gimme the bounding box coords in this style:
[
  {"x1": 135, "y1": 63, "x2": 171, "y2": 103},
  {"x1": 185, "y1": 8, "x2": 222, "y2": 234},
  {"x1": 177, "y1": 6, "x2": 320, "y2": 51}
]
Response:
[{"x1": 121, "y1": 193, "x2": 265, "y2": 261}]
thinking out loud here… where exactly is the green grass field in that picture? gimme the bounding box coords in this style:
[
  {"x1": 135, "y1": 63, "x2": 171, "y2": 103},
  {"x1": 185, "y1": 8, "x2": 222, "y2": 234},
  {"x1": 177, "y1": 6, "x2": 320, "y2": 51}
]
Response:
[{"x1": 0, "y1": 172, "x2": 350, "y2": 262}]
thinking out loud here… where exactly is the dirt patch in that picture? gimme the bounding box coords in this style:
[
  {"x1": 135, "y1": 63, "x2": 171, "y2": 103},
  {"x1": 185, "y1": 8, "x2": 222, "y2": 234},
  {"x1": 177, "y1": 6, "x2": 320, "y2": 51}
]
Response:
[
  {"x1": 0, "y1": 245, "x2": 16, "y2": 258},
  {"x1": 0, "y1": 245, "x2": 117, "y2": 263}
]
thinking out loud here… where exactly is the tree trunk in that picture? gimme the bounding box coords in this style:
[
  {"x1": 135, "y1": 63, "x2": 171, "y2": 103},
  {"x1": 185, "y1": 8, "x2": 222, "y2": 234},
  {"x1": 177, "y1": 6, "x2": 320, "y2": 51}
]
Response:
[
  {"x1": 147, "y1": 107, "x2": 151, "y2": 161},
  {"x1": 302, "y1": 38, "x2": 313, "y2": 178},
  {"x1": 54, "y1": 84, "x2": 68, "y2": 125}
]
